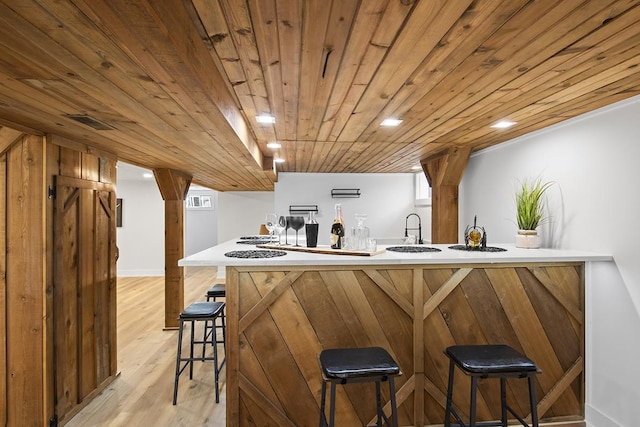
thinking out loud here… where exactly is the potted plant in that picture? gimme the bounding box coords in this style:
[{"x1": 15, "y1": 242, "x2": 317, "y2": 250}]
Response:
[{"x1": 515, "y1": 177, "x2": 554, "y2": 248}]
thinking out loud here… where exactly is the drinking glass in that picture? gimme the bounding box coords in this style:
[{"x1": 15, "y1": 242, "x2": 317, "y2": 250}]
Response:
[
  {"x1": 289, "y1": 216, "x2": 305, "y2": 247},
  {"x1": 279, "y1": 215, "x2": 289, "y2": 245},
  {"x1": 265, "y1": 213, "x2": 277, "y2": 242},
  {"x1": 273, "y1": 217, "x2": 285, "y2": 245}
]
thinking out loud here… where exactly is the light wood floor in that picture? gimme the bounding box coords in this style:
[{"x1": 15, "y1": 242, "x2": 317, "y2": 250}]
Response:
[{"x1": 65, "y1": 267, "x2": 226, "y2": 427}]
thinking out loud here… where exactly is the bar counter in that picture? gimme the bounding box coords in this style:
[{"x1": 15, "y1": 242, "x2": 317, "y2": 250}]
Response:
[{"x1": 180, "y1": 241, "x2": 610, "y2": 427}]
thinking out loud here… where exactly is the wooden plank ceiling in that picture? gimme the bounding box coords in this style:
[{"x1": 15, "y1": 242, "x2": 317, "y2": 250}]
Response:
[{"x1": 0, "y1": 0, "x2": 639, "y2": 191}]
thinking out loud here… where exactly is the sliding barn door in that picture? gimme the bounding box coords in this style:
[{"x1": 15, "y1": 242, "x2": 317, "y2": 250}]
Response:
[{"x1": 53, "y1": 175, "x2": 117, "y2": 423}]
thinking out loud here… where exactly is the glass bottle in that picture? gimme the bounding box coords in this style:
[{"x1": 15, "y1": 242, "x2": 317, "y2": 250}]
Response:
[
  {"x1": 352, "y1": 213, "x2": 369, "y2": 250},
  {"x1": 305, "y1": 211, "x2": 319, "y2": 248},
  {"x1": 330, "y1": 204, "x2": 345, "y2": 249}
]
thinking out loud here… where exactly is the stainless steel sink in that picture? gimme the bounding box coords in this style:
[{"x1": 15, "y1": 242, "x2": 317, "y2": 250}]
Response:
[{"x1": 376, "y1": 238, "x2": 432, "y2": 245}]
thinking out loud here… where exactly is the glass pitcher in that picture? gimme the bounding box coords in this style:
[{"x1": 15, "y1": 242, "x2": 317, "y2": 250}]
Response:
[{"x1": 351, "y1": 214, "x2": 370, "y2": 251}]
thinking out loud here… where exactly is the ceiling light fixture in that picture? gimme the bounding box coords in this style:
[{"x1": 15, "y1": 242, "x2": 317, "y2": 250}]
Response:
[
  {"x1": 274, "y1": 158, "x2": 285, "y2": 163},
  {"x1": 381, "y1": 118, "x2": 403, "y2": 127},
  {"x1": 267, "y1": 142, "x2": 281, "y2": 149},
  {"x1": 491, "y1": 120, "x2": 517, "y2": 129},
  {"x1": 256, "y1": 114, "x2": 276, "y2": 124},
  {"x1": 411, "y1": 165, "x2": 422, "y2": 170}
]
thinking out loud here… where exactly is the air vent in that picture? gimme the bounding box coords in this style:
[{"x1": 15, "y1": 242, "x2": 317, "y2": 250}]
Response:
[{"x1": 65, "y1": 114, "x2": 116, "y2": 130}]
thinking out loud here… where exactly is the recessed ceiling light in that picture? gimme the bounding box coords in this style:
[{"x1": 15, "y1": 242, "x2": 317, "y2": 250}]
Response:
[
  {"x1": 143, "y1": 173, "x2": 154, "y2": 179},
  {"x1": 256, "y1": 114, "x2": 276, "y2": 124},
  {"x1": 381, "y1": 118, "x2": 403, "y2": 127},
  {"x1": 274, "y1": 158, "x2": 285, "y2": 163},
  {"x1": 411, "y1": 165, "x2": 422, "y2": 170},
  {"x1": 267, "y1": 142, "x2": 281, "y2": 149},
  {"x1": 491, "y1": 120, "x2": 517, "y2": 129}
]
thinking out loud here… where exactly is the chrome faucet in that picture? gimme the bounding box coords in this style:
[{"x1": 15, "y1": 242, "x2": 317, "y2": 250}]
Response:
[{"x1": 404, "y1": 213, "x2": 423, "y2": 244}]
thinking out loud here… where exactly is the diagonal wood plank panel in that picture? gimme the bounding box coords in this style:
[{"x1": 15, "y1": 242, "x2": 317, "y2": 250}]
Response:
[{"x1": 228, "y1": 263, "x2": 585, "y2": 427}]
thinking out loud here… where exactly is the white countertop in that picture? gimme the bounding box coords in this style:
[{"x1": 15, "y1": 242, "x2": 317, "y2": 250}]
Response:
[{"x1": 179, "y1": 238, "x2": 612, "y2": 267}]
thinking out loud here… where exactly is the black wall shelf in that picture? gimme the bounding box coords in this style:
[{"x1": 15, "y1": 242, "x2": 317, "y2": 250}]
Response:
[
  {"x1": 331, "y1": 188, "x2": 361, "y2": 198},
  {"x1": 289, "y1": 205, "x2": 318, "y2": 214}
]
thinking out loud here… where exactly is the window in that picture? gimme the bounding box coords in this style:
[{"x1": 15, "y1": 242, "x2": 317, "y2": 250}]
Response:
[
  {"x1": 187, "y1": 194, "x2": 214, "y2": 210},
  {"x1": 415, "y1": 173, "x2": 432, "y2": 206}
]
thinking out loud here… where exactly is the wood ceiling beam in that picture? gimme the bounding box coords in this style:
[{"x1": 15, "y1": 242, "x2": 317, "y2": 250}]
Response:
[
  {"x1": 0, "y1": 118, "x2": 43, "y2": 138},
  {"x1": 0, "y1": 126, "x2": 25, "y2": 156},
  {"x1": 421, "y1": 146, "x2": 471, "y2": 244},
  {"x1": 72, "y1": 0, "x2": 266, "y2": 173},
  {"x1": 154, "y1": 168, "x2": 192, "y2": 202},
  {"x1": 0, "y1": 1, "x2": 273, "y2": 191}
]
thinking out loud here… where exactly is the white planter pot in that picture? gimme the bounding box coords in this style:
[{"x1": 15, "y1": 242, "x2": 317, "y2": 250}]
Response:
[{"x1": 515, "y1": 230, "x2": 540, "y2": 249}]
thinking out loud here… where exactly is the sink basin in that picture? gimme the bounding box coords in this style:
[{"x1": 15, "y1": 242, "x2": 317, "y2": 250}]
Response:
[{"x1": 376, "y1": 238, "x2": 432, "y2": 245}]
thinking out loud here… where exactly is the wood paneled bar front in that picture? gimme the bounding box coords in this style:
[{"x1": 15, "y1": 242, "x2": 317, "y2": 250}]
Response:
[{"x1": 180, "y1": 241, "x2": 611, "y2": 427}]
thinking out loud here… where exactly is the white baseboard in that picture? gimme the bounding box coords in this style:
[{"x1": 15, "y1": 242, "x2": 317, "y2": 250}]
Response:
[
  {"x1": 117, "y1": 269, "x2": 164, "y2": 277},
  {"x1": 585, "y1": 404, "x2": 622, "y2": 427}
]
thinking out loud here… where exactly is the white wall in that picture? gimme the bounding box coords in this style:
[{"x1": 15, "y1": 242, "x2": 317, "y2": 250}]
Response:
[
  {"x1": 461, "y1": 95, "x2": 640, "y2": 427},
  {"x1": 217, "y1": 191, "x2": 274, "y2": 242},
  {"x1": 116, "y1": 167, "x2": 219, "y2": 274},
  {"x1": 185, "y1": 189, "x2": 218, "y2": 256},
  {"x1": 116, "y1": 179, "x2": 165, "y2": 276},
  {"x1": 274, "y1": 173, "x2": 430, "y2": 245},
  {"x1": 116, "y1": 171, "x2": 432, "y2": 272}
]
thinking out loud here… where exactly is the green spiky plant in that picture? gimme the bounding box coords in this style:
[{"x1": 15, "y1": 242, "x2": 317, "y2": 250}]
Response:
[{"x1": 516, "y1": 177, "x2": 554, "y2": 230}]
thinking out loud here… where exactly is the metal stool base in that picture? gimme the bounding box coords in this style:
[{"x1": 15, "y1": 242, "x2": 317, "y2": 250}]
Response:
[{"x1": 172, "y1": 302, "x2": 226, "y2": 405}]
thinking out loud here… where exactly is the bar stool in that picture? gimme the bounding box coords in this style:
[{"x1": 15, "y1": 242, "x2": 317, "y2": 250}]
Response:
[
  {"x1": 444, "y1": 344, "x2": 540, "y2": 427},
  {"x1": 318, "y1": 347, "x2": 401, "y2": 427},
  {"x1": 205, "y1": 283, "x2": 226, "y2": 302},
  {"x1": 204, "y1": 283, "x2": 226, "y2": 355},
  {"x1": 173, "y1": 301, "x2": 226, "y2": 405}
]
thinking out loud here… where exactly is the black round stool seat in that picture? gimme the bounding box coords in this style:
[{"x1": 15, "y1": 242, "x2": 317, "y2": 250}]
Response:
[
  {"x1": 319, "y1": 347, "x2": 401, "y2": 427},
  {"x1": 444, "y1": 344, "x2": 540, "y2": 427},
  {"x1": 206, "y1": 283, "x2": 226, "y2": 300},
  {"x1": 320, "y1": 347, "x2": 400, "y2": 380},
  {"x1": 445, "y1": 344, "x2": 537, "y2": 375},
  {"x1": 179, "y1": 301, "x2": 224, "y2": 319}
]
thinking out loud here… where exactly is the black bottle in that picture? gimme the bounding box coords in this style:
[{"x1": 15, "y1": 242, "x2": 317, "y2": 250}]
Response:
[{"x1": 305, "y1": 211, "x2": 319, "y2": 248}]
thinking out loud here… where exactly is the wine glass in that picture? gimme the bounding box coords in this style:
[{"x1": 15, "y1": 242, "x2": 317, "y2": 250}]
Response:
[
  {"x1": 279, "y1": 215, "x2": 289, "y2": 245},
  {"x1": 289, "y1": 216, "x2": 305, "y2": 247},
  {"x1": 265, "y1": 213, "x2": 277, "y2": 242},
  {"x1": 286, "y1": 216, "x2": 295, "y2": 245},
  {"x1": 273, "y1": 217, "x2": 285, "y2": 245}
]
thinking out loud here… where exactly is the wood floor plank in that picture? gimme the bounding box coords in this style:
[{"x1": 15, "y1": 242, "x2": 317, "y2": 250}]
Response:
[{"x1": 64, "y1": 267, "x2": 226, "y2": 427}]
